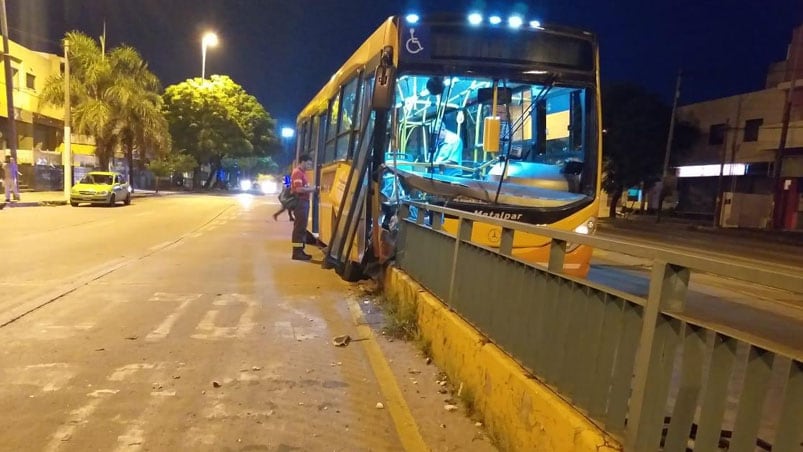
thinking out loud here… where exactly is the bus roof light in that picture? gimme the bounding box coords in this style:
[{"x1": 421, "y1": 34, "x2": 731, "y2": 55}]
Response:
[
  {"x1": 405, "y1": 14, "x2": 419, "y2": 24},
  {"x1": 508, "y1": 16, "x2": 523, "y2": 28},
  {"x1": 489, "y1": 15, "x2": 502, "y2": 25},
  {"x1": 468, "y1": 13, "x2": 483, "y2": 25}
]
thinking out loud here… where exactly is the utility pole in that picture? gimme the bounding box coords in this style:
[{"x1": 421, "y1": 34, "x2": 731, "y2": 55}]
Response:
[
  {"x1": 0, "y1": 0, "x2": 17, "y2": 164},
  {"x1": 63, "y1": 39, "x2": 72, "y2": 200},
  {"x1": 656, "y1": 69, "x2": 682, "y2": 223},
  {"x1": 713, "y1": 118, "x2": 732, "y2": 227},
  {"x1": 772, "y1": 28, "x2": 800, "y2": 230}
]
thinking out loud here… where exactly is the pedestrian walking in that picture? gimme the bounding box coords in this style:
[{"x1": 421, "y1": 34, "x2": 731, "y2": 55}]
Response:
[
  {"x1": 3, "y1": 155, "x2": 20, "y2": 202},
  {"x1": 289, "y1": 154, "x2": 317, "y2": 261}
]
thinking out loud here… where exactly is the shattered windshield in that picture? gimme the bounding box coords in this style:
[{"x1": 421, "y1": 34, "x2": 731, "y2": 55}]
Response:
[{"x1": 386, "y1": 74, "x2": 597, "y2": 203}]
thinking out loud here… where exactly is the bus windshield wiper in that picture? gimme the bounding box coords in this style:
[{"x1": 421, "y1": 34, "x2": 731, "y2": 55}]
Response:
[{"x1": 493, "y1": 76, "x2": 556, "y2": 204}]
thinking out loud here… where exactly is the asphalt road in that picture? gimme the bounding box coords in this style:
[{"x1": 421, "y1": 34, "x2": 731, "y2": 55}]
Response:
[
  {"x1": 591, "y1": 221, "x2": 803, "y2": 356},
  {"x1": 0, "y1": 194, "x2": 495, "y2": 452}
]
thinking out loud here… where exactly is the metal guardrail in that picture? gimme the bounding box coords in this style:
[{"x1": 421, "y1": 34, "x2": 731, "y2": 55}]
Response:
[{"x1": 395, "y1": 201, "x2": 803, "y2": 452}]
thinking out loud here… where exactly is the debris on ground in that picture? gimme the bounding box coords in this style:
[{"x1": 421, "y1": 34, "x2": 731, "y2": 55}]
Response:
[
  {"x1": 212, "y1": 381, "x2": 221, "y2": 388},
  {"x1": 251, "y1": 366, "x2": 262, "y2": 371},
  {"x1": 375, "y1": 402, "x2": 384, "y2": 409},
  {"x1": 332, "y1": 335, "x2": 351, "y2": 347},
  {"x1": 444, "y1": 404, "x2": 458, "y2": 412}
]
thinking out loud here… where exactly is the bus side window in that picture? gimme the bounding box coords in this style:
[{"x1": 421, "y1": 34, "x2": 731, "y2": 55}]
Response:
[
  {"x1": 336, "y1": 77, "x2": 359, "y2": 160},
  {"x1": 322, "y1": 92, "x2": 340, "y2": 164}
]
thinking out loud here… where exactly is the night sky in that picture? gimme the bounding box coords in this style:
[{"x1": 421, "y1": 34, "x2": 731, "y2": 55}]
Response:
[{"x1": 7, "y1": 0, "x2": 803, "y2": 128}]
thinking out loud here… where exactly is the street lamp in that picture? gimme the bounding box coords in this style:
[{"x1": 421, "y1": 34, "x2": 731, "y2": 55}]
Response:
[
  {"x1": 201, "y1": 31, "x2": 218, "y2": 79},
  {"x1": 281, "y1": 127, "x2": 295, "y2": 139}
]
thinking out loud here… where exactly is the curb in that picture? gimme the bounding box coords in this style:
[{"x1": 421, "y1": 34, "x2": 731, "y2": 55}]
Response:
[{"x1": 383, "y1": 266, "x2": 622, "y2": 452}]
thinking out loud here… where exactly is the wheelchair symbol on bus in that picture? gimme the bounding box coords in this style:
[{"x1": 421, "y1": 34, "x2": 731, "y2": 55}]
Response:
[{"x1": 405, "y1": 29, "x2": 424, "y2": 54}]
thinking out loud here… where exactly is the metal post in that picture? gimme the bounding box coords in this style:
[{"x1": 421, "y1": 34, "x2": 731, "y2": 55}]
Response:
[
  {"x1": 656, "y1": 69, "x2": 682, "y2": 223},
  {"x1": 201, "y1": 43, "x2": 207, "y2": 79},
  {"x1": 62, "y1": 39, "x2": 72, "y2": 200},
  {"x1": 0, "y1": 0, "x2": 17, "y2": 164}
]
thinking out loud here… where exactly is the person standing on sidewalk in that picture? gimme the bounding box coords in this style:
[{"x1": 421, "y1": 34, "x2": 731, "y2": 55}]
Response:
[
  {"x1": 3, "y1": 155, "x2": 20, "y2": 202},
  {"x1": 290, "y1": 154, "x2": 317, "y2": 261}
]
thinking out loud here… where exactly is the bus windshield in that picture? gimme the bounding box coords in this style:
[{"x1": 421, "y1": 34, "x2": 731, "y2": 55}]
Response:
[{"x1": 387, "y1": 74, "x2": 597, "y2": 206}]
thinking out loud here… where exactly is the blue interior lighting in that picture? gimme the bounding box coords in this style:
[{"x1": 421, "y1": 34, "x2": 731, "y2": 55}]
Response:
[
  {"x1": 468, "y1": 12, "x2": 483, "y2": 25},
  {"x1": 489, "y1": 15, "x2": 502, "y2": 25},
  {"x1": 508, "y1": 16, "x2": 523, "y2": 28},
  {"x1": 529, "y1": 20, "x2": 542, "y2": 28},
  {"x1": 406, "y1": 14, "x2": 419, "y2": 24}
]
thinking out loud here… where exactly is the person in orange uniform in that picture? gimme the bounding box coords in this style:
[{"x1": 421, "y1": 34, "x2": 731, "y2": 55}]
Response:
[{"x1": 290, "y1": 154, "x2": 317, "y2": 260}]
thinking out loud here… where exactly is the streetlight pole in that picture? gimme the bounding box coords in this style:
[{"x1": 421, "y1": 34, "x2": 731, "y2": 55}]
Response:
[
  {"x1": 0, "y1": 0, "x2": 18, "y2": 164},
  {"x1": 63, "y1": 39, "x2": 72, "y2": 200},
  {"x1": 201, "y1": 32, "x2": 218, "y2": 79}
]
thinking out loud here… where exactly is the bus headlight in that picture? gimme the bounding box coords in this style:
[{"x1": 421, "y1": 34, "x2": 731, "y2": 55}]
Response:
[
  {"x1": 567, "y1": 217, "x2": 596, "y2": 252},
  {"x1": 574, "y1": 218, "x2": 596, "y2": 235}
]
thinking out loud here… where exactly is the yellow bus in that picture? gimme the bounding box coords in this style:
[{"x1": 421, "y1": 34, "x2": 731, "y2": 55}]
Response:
[{"x1": 295, "y1": 12, "x2": 601, "y2": 280}]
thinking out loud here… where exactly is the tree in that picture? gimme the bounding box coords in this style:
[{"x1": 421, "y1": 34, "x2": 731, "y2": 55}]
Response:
[
  {"x1": 40, "y1": 31, "x2": 169, "y2": 172},
  {"x1": 162, "y1": 75, "x2": 278, "y2": 189},
  {"x1": 147, "y1": 153, "x2": 197, "y2": 193},
  {"x1": 110, "y1": 46, "x2": 171, "y2": 188},
  {"x1": 601, "y1": 83, "x2": 699, "y2": 217}
]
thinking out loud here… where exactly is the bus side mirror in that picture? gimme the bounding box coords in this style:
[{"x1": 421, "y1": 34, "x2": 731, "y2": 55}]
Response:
[{"x1": 372, "y1": 65, "x2": 396, "y2": 111}]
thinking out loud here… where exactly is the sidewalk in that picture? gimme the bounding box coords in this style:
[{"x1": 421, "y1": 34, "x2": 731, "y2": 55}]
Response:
[{"x1": 1, "y1": 189, "x2": 177, "y2": 208}]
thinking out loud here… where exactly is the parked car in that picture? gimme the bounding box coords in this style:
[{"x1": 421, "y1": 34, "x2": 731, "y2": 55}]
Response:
[{"x1": 70, "y1": 171, "x2": 132, "y2": 207}]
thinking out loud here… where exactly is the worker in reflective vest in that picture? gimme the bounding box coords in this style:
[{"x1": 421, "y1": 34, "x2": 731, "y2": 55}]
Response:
[{"x1": 290, "y1": 154, "x2": 317, "y2": 261}]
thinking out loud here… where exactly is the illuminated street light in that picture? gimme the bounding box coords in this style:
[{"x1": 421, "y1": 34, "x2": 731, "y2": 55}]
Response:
[
  {"x1": 201, "y1": 31, "x2": 218, "y2": 79},
  {"x1": 281, "y1": 127, "x2": 295, "y2": 139},
  {"x1": 467, "y1": 13, "x2": 483, "y2": 25}
]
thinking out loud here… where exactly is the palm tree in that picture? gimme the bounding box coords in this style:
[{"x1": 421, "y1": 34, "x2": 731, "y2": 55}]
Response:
[
  {"x1": 107, "y1": 46, "x2": 170, "y2": 188},
  {"x1": 41, "y1": 31, "x2": 168, "y2": 175}
]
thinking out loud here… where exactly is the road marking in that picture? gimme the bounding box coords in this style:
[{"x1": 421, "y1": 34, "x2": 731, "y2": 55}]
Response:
[
  {"x1": 45, "y1": 390, "x2": 116, "y2": 452},
  {"x1": 273, "y1": 321, "x2": 293, "y2": 339},
  {"x1": 345, "y1": 297, "x2": 428, "y2": 452},
  {"x1": 145, "y1": 294, "x2": 202, "y2": 341},
  {"x1": 108, "y1": 363, "x2": 156, "y2": 382},
  {"x1": 191, "y1": 294, "x2": 257, "y2": 340},
  {"x1": 2, "y1": 363, "x2": 75, "y2": 392},
  {"x1": 114, "y1": 366, "x2": 173, "y2": 452}
]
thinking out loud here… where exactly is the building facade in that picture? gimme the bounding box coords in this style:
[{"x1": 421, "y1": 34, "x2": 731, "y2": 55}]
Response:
[
  {"x1": 675, "y1": 25, "x2": 803, "y2": 230},
  {"x1": 0, "y1": 37, "x2": 96, "y2": 190}
]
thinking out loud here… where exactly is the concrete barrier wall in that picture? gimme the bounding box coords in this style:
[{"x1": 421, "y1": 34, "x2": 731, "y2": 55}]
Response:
[{"x1": 384, "y1": 266, "x2": 622, "y2": 452}]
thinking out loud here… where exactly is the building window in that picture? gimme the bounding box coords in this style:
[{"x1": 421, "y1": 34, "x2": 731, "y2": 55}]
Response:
[
  {"x1": 11, "y1": 67, "x2": 18, "y2": 88},
  {"x1": 743, "y1": 118, "x2": 762, "y2": 142},
  {"x1": 708, "y1": 123, "x2": 726, "y2": 145},
  {"x1": 26, "y1": 73, "x2": 35, "y2": 90}
]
